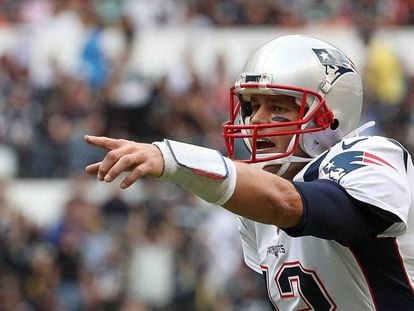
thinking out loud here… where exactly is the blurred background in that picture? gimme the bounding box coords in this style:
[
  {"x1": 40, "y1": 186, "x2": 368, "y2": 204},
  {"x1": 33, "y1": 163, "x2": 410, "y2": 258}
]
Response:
[{"x1": 0, "y1": 0, "x2": 413, "y2": 310}]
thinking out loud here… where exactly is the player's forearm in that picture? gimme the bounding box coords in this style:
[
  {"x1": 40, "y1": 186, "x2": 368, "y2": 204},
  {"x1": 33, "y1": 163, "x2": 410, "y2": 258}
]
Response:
[{"x1": 223, "y1": 161, "x2": 303, "y2": 228}]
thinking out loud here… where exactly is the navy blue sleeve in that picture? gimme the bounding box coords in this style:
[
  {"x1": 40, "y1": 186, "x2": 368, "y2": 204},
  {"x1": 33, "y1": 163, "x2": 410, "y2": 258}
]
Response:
[{"x1": 284, "y1": 179, "x2": 398, "y2": 240}]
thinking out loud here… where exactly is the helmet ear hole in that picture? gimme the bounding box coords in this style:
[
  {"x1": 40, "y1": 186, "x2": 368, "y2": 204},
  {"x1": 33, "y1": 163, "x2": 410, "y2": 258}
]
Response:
[{"x1": 330, "y1": 119, "x2": 339, "y2": 130}]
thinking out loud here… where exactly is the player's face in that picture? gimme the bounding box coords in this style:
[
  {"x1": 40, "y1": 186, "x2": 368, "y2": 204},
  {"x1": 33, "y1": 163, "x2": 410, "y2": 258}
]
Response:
[
  {"x1": 247, "y1": 94, "x2": 307, "y2": 176},
  {"x1": 248, "y1": 94, "x2": 301, "y2": 153}
]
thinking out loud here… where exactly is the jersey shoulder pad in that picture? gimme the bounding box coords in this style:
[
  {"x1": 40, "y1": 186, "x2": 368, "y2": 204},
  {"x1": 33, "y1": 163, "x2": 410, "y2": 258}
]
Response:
[{"x1": 321, "y1": 136, "x2": 411, "y2": 230}]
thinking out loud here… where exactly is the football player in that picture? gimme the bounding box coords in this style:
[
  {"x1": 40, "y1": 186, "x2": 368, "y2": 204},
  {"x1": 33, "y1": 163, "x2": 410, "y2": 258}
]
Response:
[{"x1": 85, "y1": 35, "x2": 414, "y2": 309}]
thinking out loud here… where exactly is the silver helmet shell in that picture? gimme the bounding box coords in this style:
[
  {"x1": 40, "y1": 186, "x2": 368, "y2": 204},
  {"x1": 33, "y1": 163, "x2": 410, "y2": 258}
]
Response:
[{"x1": 223, "y1": 35, "x2": 363, "y2": 163}]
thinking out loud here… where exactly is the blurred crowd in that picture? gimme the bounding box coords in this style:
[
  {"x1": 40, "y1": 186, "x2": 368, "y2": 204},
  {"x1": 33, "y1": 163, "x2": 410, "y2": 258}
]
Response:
[
  {"x1": 0, "y1": 0, "x2": 414, "y2": 310},
  {"x1": 0, "y1": 0, "x2": 414, "y2": 27},
  {"x1": 0, "y1": 177, "x2": 270, "y2": 310}
]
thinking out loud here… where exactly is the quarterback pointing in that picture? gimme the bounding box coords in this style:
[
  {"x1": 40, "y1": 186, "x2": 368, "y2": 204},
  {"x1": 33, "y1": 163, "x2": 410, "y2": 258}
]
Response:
[{"x1": 85, "y1": 35, "x2": 414, "y2": 309}]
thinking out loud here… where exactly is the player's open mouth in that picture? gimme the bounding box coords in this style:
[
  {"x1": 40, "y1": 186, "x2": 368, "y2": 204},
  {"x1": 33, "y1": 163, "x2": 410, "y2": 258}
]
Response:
[{"x1": 256, "y1": 138, "x2": 276, "y2": 152}]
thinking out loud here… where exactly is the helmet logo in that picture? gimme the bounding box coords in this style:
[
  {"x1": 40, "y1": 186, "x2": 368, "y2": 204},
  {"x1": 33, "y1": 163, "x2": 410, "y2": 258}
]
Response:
[{"x1": 312, "y1": 48, "x2": 356, "y2": 86}]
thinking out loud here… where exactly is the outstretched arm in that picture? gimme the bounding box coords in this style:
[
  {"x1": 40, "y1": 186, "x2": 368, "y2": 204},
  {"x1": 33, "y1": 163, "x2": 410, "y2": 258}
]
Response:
[{"x1": 84, "y1": 135, "x2": 303, "y2": 228}]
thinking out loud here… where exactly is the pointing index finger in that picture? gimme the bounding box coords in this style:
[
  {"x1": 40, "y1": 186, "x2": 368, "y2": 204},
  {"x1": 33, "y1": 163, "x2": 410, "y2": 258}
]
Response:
[{"x1": 84, "y1": 135, "x2": 121, "y2": 150}]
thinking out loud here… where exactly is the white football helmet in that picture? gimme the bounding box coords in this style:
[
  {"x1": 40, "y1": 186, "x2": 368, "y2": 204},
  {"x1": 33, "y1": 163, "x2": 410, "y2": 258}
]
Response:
[{"x1": 223, "y1": 35, "x2": 363, "y2": 173}]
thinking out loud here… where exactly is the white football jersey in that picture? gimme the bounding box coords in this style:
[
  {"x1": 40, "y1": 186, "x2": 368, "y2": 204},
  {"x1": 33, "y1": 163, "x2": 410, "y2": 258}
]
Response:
[{"x1": 238, "y1": 136, "x2": 414, "y2": 310}]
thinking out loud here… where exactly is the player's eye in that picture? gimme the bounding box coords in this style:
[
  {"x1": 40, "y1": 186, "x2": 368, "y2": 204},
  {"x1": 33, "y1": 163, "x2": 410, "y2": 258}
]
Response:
[{"x1": 272, "y1": 104, "x2": 289, "y2": 113}]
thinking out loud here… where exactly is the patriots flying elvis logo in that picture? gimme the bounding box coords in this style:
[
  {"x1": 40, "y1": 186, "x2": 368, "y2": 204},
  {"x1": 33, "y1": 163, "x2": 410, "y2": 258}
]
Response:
[
  {"x1": 312, "y1": 48, "x2": 357, "y2": 85},
  {"x1": 323, "y1": 151, "x2": 396, "y2": 181}
]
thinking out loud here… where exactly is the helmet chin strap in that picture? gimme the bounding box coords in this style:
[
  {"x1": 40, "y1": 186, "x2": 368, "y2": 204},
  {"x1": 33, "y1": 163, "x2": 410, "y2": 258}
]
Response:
[{"x1": 251, "y1": 154, "x2": 312, "y2": 176}]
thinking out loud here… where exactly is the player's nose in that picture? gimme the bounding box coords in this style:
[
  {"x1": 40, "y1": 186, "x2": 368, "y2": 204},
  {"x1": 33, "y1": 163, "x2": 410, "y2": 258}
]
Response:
[{"x1": 250, "y1": 106, "x2": 271, "y2": 125}]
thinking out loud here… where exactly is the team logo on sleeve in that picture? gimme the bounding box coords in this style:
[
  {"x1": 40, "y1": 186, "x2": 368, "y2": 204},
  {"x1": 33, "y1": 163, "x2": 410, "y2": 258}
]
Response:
[{"x1": 323, "y1": 151, "x2": 396, "y2": 181}]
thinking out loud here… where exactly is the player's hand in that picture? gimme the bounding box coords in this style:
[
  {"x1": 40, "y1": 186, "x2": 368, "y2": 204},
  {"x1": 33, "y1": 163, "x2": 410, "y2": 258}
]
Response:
[{"x1": 84, "y1": 135, "x2": 164, "y2": 188}]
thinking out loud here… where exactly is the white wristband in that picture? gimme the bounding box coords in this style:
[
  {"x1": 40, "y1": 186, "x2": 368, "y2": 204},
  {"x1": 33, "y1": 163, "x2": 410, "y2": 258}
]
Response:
[{"x1": 153, "y1": 139, "x2": 237, "y2": 206}]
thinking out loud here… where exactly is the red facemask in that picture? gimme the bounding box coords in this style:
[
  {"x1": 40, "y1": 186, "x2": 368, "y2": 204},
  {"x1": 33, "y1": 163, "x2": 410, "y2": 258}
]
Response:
[{"x1": 223, "y1": 83, "x2": 334, "y2": 163}]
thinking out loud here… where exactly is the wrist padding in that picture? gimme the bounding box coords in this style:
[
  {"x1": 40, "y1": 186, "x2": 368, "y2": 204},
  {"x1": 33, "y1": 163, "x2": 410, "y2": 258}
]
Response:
[{"x1": 153, "y1": 139, "x2": 237, "y2": 205}]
